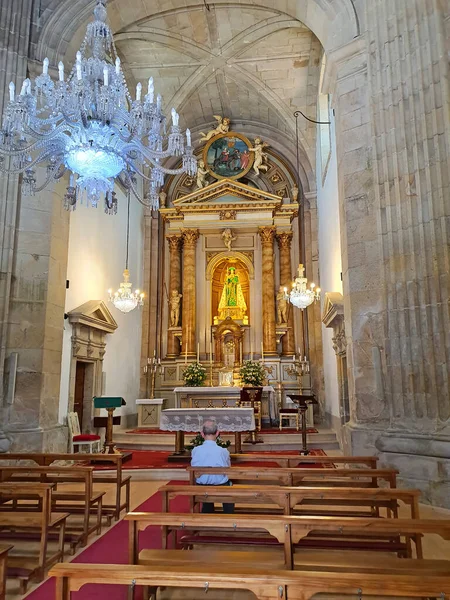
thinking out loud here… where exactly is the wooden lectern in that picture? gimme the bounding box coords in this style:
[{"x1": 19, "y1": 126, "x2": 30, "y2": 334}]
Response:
[
  {"x1": 286, "y1": 394, "x2": 318, "y2": 455},
  {"x1": 93, "y1": 397, "x2": 126, "y2": 454}
]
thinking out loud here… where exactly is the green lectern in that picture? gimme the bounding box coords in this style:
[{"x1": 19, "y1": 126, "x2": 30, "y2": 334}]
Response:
[{"x1": 93, "y1": 397, "x2": 126, "y2": 454}]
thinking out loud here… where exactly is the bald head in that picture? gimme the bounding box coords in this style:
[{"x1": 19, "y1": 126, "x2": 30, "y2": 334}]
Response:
[{"x1": 202, "y1": 420, "x2": 218, "y2": 437}]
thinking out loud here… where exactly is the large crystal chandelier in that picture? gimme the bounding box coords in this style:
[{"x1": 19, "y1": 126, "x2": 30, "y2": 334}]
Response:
[
  {"x1": 288, "y1": 264, "x2": 321, "y2": 310},
  {"x1": 108, "y1": 192, "x2": 144, "y2": 313},
  {"x1": 0, "y1": 0, "x2": 196, "y2": 211}
]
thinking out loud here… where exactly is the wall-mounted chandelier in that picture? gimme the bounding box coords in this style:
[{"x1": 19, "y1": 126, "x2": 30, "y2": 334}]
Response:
[
  {"x1": 288, "y1": 264, "x2": 321, "y2": 310},
  {"x1": 108, "y1": 192, "x2": 144, "y2": 313},
  {"x1": 0, "y1": 0, "x2": 196, "y2": 212}
]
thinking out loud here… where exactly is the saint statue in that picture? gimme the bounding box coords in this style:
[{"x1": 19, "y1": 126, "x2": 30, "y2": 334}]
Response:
[
  {"x1": 276, "y1": 286, "x2": 288, "y2": 325},
  {"x1": 169, "y1": 289, "x2": 182, "y2": 327},
  {"x1": 218, "y1": 266, "x2": 247, "y2": 321}
]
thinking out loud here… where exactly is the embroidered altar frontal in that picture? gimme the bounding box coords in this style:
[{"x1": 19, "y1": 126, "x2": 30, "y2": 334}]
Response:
[{"x1": 160, "y1": 407, "x2": 255, "y2": 432}]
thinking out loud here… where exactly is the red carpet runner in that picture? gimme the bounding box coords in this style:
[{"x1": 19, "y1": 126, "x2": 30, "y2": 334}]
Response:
[{"x1": 27, "y1": 483, "x2": 190, "y2": 600}]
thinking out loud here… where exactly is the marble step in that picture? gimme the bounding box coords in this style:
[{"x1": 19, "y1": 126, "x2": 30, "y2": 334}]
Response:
[{"x1": 113, "y1": 429, "x2": 340, "y2": 452}]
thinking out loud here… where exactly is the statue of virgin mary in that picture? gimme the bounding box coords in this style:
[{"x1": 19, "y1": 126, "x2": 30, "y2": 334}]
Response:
[{"x1": 218, "y1": 266, "x2": 247, "y2": 321}]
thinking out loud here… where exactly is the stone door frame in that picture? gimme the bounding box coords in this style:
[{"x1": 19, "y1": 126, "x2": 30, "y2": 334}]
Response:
[{"x1": 67, "y1": 300, "x2": 118, "y2": 434}]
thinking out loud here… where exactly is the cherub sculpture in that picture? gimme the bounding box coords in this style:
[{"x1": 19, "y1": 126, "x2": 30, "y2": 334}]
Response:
[
  {"x1": 169, "y1": 289, "x2": 182, "y2": 327},
  {"x1": 276, "y1": 286, "x2": 288, "y2": 325},
  {"x1": 199, "y1": 116, "x2": 231, "y2": 142},
  {"x1": 222, "y1": 228, "x2": 236, "y2": 252},
  {"x1": 196, "y1": 159, "x2": 209, "y2": 188},
  {"x1": 159, "y1": 190, "x2": 167, "y2": 208},
  {"x1": 249, "y1": 137, "x2": 269, "y2": 175}
]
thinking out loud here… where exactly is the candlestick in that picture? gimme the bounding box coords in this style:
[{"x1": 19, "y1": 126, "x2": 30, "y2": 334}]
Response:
[
  {"x1": 209, "y1": 341, "x2": 213, "y2": 365},
  {"x1": 197, "y1": 342, "x2": 200, "y2": 363},
  {"x1": 261, "y1": 341, "x2": 264, "y2": 361},
  {"x1": 184, "y1": 328, "x2": 188, "y2": 365},
  {"x1": 250, "y1": 340, "x2": 253, "y2": 361}
]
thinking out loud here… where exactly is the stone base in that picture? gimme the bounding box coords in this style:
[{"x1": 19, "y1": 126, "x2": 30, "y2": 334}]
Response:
[
  {"x1": 6, "y1": 425, "x2": 68, "y2": 453},
  {"x1": 342, "y1": 424, "x2": 450, "y2": 509},
  {"x1": 376, "y1": 431, "x2": 450, "y2": 509}
]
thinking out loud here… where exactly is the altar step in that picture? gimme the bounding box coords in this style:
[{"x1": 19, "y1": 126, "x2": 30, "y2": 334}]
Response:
[{"x1": 113, "y1": 429, "x2": 340, "y2": 452}]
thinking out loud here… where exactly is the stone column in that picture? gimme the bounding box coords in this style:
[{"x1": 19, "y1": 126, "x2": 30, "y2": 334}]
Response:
[
  {"x1": 259, "y1": 227, "x2": 277, "y2": 355},
  {"x1": 277, "y1": 231, "x2": 296, "y2": 356},
  {"x1": 181, "y1": 229, "x2": 199, "y2": 357},
  {"x1": 166, "y1": 235, "x2": 183, "y2": 357}
]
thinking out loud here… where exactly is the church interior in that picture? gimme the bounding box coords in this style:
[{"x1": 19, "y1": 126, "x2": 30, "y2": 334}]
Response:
[{"x1": 0, "y1": 0, "x2": 449, "y2": 598}]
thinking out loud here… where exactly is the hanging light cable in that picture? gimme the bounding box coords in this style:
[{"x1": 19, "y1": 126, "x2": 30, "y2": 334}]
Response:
[{"x1": 108, "y1": 191, "x2": 144, "y2": 313}]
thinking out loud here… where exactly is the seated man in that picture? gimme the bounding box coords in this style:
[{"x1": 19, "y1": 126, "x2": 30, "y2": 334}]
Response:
[{"x1": 191, "y1": 420, "x2": 234, "y2": 514}]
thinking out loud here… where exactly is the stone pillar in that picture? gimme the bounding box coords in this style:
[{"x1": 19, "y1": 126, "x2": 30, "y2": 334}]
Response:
[
  {"x1": 259, "y1": 227, "x2": 277, "y2": 355},
  {"x1": 0, "y1": 0, "x2": 34, "y2": 451},
  {"x1": 166, "y1": 235, "x2": 183, "y2": 357},
  {"x1": 181, "y1": 229, "x2": 199, "y2": 357},
  {"x1": 277, "y1": 231, "x2": 296, "y2": 356}
]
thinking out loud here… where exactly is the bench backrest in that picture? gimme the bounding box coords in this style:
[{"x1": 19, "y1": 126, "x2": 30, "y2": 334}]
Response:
[
  {"x1": 186, "y1": 466, "x2": 398, "y2": 487},
  {"x1": 0, "y1": 482, "x2": 54, "y2": 521},
  {"x1": 0, "y1": 466, "x2": 94, "y2": 498},
  {"x1": 230, "y1": 454, "x2": 378, "y2": 468},
  {"x1": 48, "y1": 563, "x2": 450, "y2": 599}
]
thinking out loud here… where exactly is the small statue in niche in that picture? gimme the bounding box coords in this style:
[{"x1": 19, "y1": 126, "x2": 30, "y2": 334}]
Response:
[
  {"x1": 249, "y1": 137, "x2": 269, "y2": 175},
  {"x1": 159, "y1": 190, "x2": 167, "y2": 208},
  {"x1": 291, "y1": 184, "x2": 299, "y2": 202},
  {"x1": 199, "y1": 115, "x2": 231, "y2": 142},
  {"x1": 196, "y1": 159, "x2": 209, "y2": 189},
  {"x1": 169, "y1": 289, "x2": 182, "y2": 327},
  {"x1": 222, "y1": 228, "x2": 236, "y2": 252},
  {"x1": 276, "y1": 285, "x2": 288, "y2": 325}
]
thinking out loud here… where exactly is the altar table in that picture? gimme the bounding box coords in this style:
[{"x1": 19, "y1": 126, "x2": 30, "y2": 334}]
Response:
[
  {"x1": 160, "y1": 407, "x2": 255, "y2": 454},
  {"x1": 173, "y1": 386, "x2": 277, "y2": 423}
]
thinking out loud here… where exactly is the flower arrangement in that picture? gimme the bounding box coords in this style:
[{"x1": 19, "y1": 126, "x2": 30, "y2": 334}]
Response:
[
  {"x1": 183, "y1": 362, "x2": 207, "y2": 387},
  {"x1": 239, "y1": 360, "x2": 266, "y2": 386},
  {"x1": 188, "y1": 433, "x2": 231, "y2": 449}
]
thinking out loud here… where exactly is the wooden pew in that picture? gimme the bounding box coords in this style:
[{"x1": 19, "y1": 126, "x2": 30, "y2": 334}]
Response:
[
  {"x1": 0, "y1": 452, "x2": 130, "y2": 521},
  {"x1": 230, "y1": 453, "x2": 378, "y2": 468},
  {"x1": 127, "y1": 512, "x2": 450, "y2": 565},
  {"x1": 0, "y1": 545, "x2": 12, "y2": 600},
  {"x1": 0, "y1": 466, "x2": 104, "y2": 551},
  {"x1": 187, "y1": 466, "x2": 398, "y2": 488},
  {"x1": 160, "y1": 483, "x2": 421, "y2": 521},
  {"x1": 48, "y1": 562, "x2": 450, "y2": 600},
  {"x1": 0, "y1": 483, "x2": 68, "y2": 592}
]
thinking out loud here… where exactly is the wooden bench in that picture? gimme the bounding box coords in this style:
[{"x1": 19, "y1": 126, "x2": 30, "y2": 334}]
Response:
[
  {"x1": 0, "y1": 466, "x2": 104, "y2": 551},
  {"x1": 161, "y1": 483, "x2": 421, "y2": 521},
  {"x1": 0, "y1": 452, "x2": 131, "y2": 521},
  {"x1": 0, "y1": 545, "x2": 12, "y2": 600},
  {"x1": 48, "y1": 562, "x2": 450, "y2": 600},
  {"x1": 187, "y1": 466, "x2": 398, "y2": 488},
  {"x1": 127, "y1": 511, "x2": 450, "y2": 565},
  {"x1": 0, "y1": 483, "x2": 69, "y2": 592},
  {"x1": 230, "y1": 453, "x2": 378, "y2": 468}
]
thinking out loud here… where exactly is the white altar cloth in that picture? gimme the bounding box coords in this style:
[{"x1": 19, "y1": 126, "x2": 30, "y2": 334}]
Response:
[{"x1": 160, "y1": 407, "x2": 255, "y2": 432}]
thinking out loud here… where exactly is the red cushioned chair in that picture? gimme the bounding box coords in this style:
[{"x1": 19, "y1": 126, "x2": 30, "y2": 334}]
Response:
[{"x1": 68, "y1": 412, "x2": 101, "y2": 453}]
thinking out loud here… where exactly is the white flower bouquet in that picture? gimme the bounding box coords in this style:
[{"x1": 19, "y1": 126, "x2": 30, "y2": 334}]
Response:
[{"x1": 183, "y1": 362, "x2": 207, "y2": 387}]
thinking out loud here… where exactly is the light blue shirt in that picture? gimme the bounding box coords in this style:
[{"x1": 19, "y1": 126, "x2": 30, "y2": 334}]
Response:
[{"x1": 191, "y1": 439, "x2": 231, "y2": 485}]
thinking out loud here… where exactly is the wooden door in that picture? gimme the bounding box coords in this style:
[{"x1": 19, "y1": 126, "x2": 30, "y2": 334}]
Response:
[{"x1": 74, "y1": 362, "x2": 87, "y2": 429}]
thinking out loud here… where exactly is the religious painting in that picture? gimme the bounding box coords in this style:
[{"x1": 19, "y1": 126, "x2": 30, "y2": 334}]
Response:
[{"x1": 203, "y1": 132, "x2": 254, "y2": 181}]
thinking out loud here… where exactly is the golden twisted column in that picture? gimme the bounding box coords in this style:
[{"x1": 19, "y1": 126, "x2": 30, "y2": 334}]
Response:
[
  {"x1": 259, "y1": 226, "x2": 277, "y2": 355},
  {"x1": 181, "y1": 228, "x2": 199, "y2": 357},
  {"x1": 277, "y1": 231, "x2": 296, "y2": 356},
  {"x1": 166, "y1": 235, "x2": 183, "y2": 357}
]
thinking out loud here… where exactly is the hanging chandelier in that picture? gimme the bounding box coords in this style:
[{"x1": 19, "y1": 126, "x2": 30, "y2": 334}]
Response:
[
  {"x1": 108, "y1": 192, "x2": 144, "y2": 313},
  {"x1": 287, "y1": 264, "x2": 321, "y2": 310},
  {"x1": 0, "y1": 0, "x2": 196, "y2": 212}
]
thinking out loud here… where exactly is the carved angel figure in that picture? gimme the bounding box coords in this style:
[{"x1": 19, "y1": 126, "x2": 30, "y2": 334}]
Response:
[
  {"x1": 199, "y1": 116, "x2": 231, "y2": 142},
  {"x1": 249, "y1": 137, "x2": 269, "y2": 175},
  {"x1": 276, "y1": 286, "x2": 288, "y2": 325},
  {"x1": 222, "y1": 228, "x2": 236, "y2": 252},
  {"x1": 196, "y1": 159, "x2": 209, "y2": 189},
  {"x1": 169, "y1": 289, "x2": 182, "y2": 327}
]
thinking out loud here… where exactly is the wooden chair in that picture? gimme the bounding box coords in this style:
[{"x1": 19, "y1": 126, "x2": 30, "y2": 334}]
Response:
[
  {"x1": 67, "y1": 412, "x2": 101, "y2": 454},
  {"x1": 239, "y1": 387, "x2": 263, "y2": 431}
]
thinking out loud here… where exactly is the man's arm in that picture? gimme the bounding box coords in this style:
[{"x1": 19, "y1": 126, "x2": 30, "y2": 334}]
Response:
[{"x1": 222, "y1": 447, "x2": 231, "y2": 467}]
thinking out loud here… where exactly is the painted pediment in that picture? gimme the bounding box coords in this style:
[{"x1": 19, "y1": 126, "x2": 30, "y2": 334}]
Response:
[
  {"x1": 172, "y1": 178, "x2": 282, "y2": 207},
  {"x1": 67, "y1": 300, "x2": 118, "y2": 333}
]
